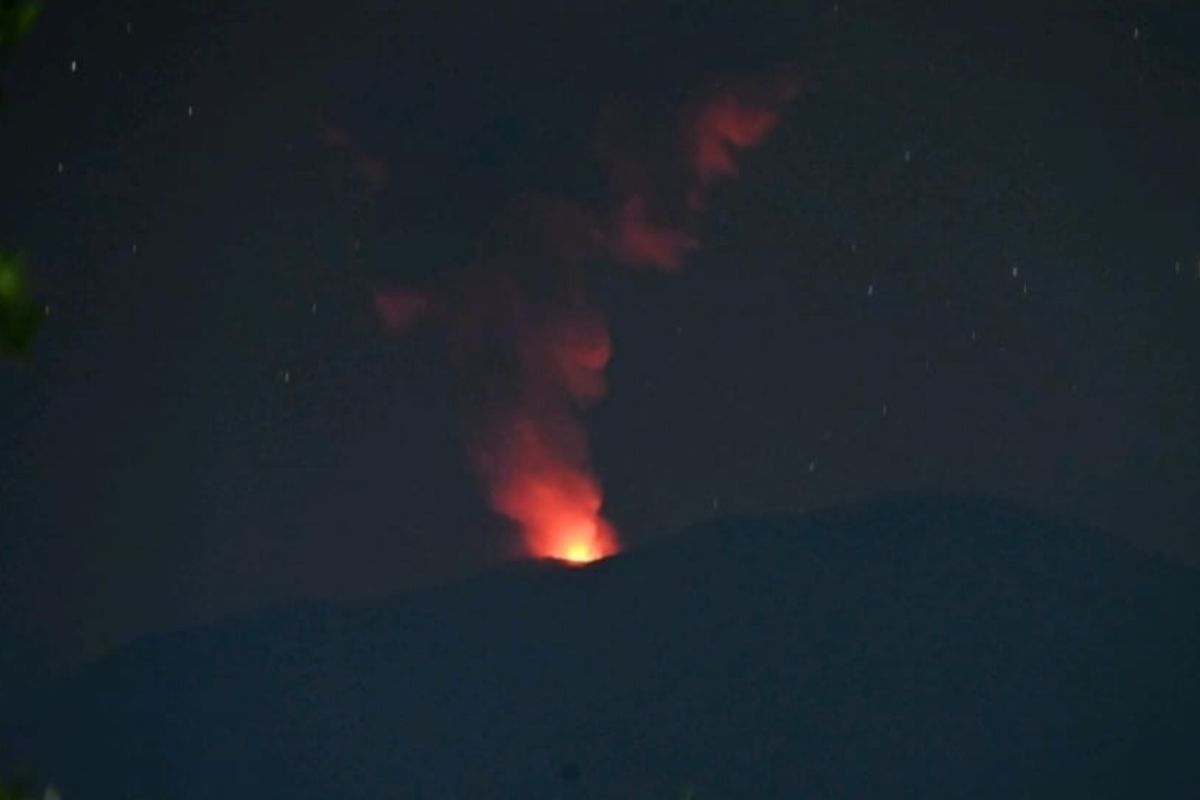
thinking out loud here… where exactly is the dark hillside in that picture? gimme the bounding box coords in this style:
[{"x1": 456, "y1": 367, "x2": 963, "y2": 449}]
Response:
[{"x1": 6, "y1": 495, "x2": 1199, "y2": 798}]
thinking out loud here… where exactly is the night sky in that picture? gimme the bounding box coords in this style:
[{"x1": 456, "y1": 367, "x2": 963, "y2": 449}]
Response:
[{"x1": 1, "y1": 0, "x2": 1197, "y2": 675}]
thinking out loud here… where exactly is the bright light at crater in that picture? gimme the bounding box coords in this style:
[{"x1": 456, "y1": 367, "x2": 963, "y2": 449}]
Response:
[{"x1": 547, "y1": 519, "x2": 616, "y2": 565}]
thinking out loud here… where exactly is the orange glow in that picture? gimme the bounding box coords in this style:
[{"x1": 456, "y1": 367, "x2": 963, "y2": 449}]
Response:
[
  {"x1": 555, "y1": 519, "x2": 617, "y2": 565},
  {"x1": 481, "y1": 415, "x2": 619, "y2": 564}
]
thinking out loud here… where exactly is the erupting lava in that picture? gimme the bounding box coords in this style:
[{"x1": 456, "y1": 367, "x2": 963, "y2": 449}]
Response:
[
  {"x1": 377, "y1": 70, "x2": 800, "y2": 565},
  {"x1": 496, "y1": 466, "x2": 618, "y2": 564},
  {"x1": 549, "y1": 518, "x2": 618, "y2": 565}
]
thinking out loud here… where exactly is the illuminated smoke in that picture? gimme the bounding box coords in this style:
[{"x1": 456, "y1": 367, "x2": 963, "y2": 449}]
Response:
[
  {"x1": 316, "y1": 114, "x2": 390, "y2": 191},
  {"x1": 380, "y1": 70, "x2": 798, "y2": 563},
  {"x1": 374, "y1": 287, "x2": 430, "y2": 334}
]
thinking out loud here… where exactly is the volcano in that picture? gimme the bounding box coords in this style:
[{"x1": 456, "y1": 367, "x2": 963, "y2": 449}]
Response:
[{"x1": 4, "y1": 495, "x2": 1198, "y2": 798}]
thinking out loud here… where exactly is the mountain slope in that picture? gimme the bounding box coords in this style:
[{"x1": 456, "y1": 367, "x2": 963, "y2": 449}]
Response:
[{"x1": 5, "y1": 495, "x2": 1199, "y2": 798}]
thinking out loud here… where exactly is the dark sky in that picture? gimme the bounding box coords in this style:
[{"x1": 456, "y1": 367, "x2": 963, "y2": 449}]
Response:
[{"x1": 1, "y1": 0, "x2": 1197, "y2": 671}]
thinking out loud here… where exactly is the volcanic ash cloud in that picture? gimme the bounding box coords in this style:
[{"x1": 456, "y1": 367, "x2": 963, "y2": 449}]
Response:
[{"x1": 377, "y1": 69, "x2": 802, "y2": 563}]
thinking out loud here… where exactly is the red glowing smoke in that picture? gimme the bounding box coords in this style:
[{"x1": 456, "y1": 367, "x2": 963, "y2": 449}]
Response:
[
  {"x1": 316, "y1": 114, "x2": 390, "y2": 191},
  {"x1": 379, "y1": 71, "x2": 799, "y2": 563},
  {"x1": 435, "y1": 197, "x2": 620, "y2": 564},
  {"x1": 374, "y1": 287, "x2": 430, "y2": 333}
]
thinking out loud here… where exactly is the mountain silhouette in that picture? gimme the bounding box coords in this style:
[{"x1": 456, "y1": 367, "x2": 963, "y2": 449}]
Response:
[{"x1": 4, "y1": 494, "x2": 1198, "y2": 798}]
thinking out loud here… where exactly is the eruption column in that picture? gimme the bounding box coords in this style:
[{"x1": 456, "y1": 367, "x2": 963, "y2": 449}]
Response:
[{"x1": 377, "y1": 71, "x2": 800, "y2": 563}]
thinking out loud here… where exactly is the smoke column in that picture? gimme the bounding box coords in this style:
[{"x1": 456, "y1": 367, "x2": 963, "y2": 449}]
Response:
[{"x1": 378, "y1": 70, "x2": 800, "y2": 563}]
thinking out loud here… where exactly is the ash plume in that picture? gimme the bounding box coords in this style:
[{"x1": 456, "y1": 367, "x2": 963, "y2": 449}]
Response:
[{"x1": 377, "y1": 68, "x2": 802, "y2": 562}]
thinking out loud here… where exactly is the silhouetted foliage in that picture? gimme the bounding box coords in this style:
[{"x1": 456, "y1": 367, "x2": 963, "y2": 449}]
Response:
[
  {"x1": 0, "y1": 0, "x2": 38, "y2": 106},
  {"x1": 0, "y1": 252, "x2": 41, "y2": 357},
  {"x1": 0, "y1": 1, "x2": 37, "y2": 56},
  {"x1": 0, "y1": 772, "x2": 58, "y2": 800},
  {"x1": 0, "y1": 3, "x2": 41, "y2": 357}
]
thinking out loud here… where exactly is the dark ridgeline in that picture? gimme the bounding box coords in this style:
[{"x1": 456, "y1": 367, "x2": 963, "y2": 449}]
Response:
[{"x1": 4, "y1": 495, "x2": 1199, "y2": 798}]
